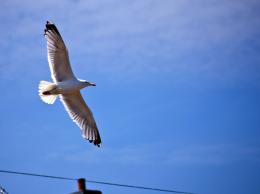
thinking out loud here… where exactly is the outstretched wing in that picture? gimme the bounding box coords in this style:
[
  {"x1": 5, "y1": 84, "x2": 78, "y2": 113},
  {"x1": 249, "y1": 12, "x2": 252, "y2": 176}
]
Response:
[
  {"x1": 44, "y1": 21, "x2": 75, "y2": 82},
  {"x1": 60, "y1": 92, "x2": 101, "y2": 146}
]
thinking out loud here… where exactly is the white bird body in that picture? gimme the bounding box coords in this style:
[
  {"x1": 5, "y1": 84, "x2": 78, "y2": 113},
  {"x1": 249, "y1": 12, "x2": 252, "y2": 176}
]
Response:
[
  {"x1": 50, "y1": 79, "x2": 92, "y2": 95},
  {"x1": 38, "y1": 21, "x2": 101, "y2": 146}
]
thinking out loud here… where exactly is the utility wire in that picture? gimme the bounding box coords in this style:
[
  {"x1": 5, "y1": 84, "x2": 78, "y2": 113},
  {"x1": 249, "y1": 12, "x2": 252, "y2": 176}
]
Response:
[
  {"x1": 0, "y1": 169, "x2": 195, "y2": 194},
  {"x1": 86, "y1": 180, "x2": 194, "y2": 194},
  {"x1": 0, "y1": 169, "x2": 76, "y2": 181}
]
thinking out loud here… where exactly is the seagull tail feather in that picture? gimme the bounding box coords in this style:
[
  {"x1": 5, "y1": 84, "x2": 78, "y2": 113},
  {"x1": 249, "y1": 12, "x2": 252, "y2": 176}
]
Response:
[{"x1": 38, "y1": 81, "x2": 58, "y2": 104}]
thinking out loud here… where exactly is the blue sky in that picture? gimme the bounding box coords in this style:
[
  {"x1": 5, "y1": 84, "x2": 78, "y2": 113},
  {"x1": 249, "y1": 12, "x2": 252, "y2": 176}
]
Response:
[{"x1": 0, "y1": 0, "x2": 260, "y2": 194}]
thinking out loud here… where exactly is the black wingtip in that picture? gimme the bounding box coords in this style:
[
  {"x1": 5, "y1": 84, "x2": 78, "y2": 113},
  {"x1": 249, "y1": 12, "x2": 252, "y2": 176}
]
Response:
[
  {"x1": 44, "y1": 20, "x2": 62, "y2": 37},
  {"x1": 88, "y1": 135, "x2": 102, "y2": 147},
  {"x1": 89, "y1": 139, "x2": 102, "y2": 147},
  {"x1": 95, "y1": 140, "x2": 102, "y2": 147}
]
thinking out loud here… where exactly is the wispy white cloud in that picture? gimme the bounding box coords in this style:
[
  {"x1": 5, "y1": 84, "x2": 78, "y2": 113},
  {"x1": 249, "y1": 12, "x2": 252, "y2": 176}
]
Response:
[
  {"x1": 166, "y1": 144, "x2": 260, "y2": 165},
  {"x1": 0, "y1": 0, "x2": 259, "y2": 84},
  {"x1": 46, "y1": 142, "x2": 260, "y2": 166}
]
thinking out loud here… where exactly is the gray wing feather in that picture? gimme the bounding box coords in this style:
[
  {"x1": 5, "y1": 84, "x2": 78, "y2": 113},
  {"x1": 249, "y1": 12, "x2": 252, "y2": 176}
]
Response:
[
  {"x1": 44, "y1": 21, "x2": 75, "y2": 82},
  {"x1": 60, "y1": 92, "x2": 101, "y2": 146}
]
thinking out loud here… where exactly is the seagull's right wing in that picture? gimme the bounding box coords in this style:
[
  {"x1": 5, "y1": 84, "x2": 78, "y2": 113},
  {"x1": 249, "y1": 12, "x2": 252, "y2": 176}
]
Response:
[
  {"x1": 44, "y1": 21, "x2": 75, "y2": 82},
  {"x1": 60, "y1": 92, "x2": 101, "y2": 147}
]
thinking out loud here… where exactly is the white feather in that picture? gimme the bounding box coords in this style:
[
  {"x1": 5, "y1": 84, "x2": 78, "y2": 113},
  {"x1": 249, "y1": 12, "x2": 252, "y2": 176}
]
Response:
[
  {"x1": 38, "y1": 81, "x2": 58, "y2": 104},
  {"x1": 60, "y1": 92, "x2": 101, "y2": 146}
]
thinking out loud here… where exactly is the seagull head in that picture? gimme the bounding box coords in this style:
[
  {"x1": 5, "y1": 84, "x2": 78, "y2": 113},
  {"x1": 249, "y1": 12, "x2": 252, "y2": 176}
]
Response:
[{"x1": 81, "y1": 80, "x2": 96, "y2": 87}]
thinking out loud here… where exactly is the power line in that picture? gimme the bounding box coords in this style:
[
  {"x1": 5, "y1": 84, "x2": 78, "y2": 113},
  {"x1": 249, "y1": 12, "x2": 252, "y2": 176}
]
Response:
[
  {"x1": 0, "y1": 169, "x2": 195, "y2": 194},
  {"x1": 0, "y1": 169, "x2": 76, "y2": 181},
  {"x1": 85, "y1": 180, "x2": 194, "y2": 194}
]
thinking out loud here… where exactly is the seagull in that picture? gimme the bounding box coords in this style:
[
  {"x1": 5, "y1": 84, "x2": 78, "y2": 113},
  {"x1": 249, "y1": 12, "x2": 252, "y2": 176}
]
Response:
[{"x1": 39, "y1": 21, "x2": 101, "y2": 147}]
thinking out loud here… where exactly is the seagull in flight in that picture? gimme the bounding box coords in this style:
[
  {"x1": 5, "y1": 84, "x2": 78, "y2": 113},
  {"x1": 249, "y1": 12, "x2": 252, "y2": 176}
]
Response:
[{"x1": 39, "y1": 21, "x2": 101, "y2": 147}]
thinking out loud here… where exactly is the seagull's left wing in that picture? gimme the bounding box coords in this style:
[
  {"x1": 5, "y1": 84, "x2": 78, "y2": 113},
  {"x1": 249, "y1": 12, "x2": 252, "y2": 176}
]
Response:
[
  {"x1": 44, "y1": 21, "x2": 75, "y2": 82},
  {"x1": 60, "y1": 92, "x2": 101, "y2": 146}
]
